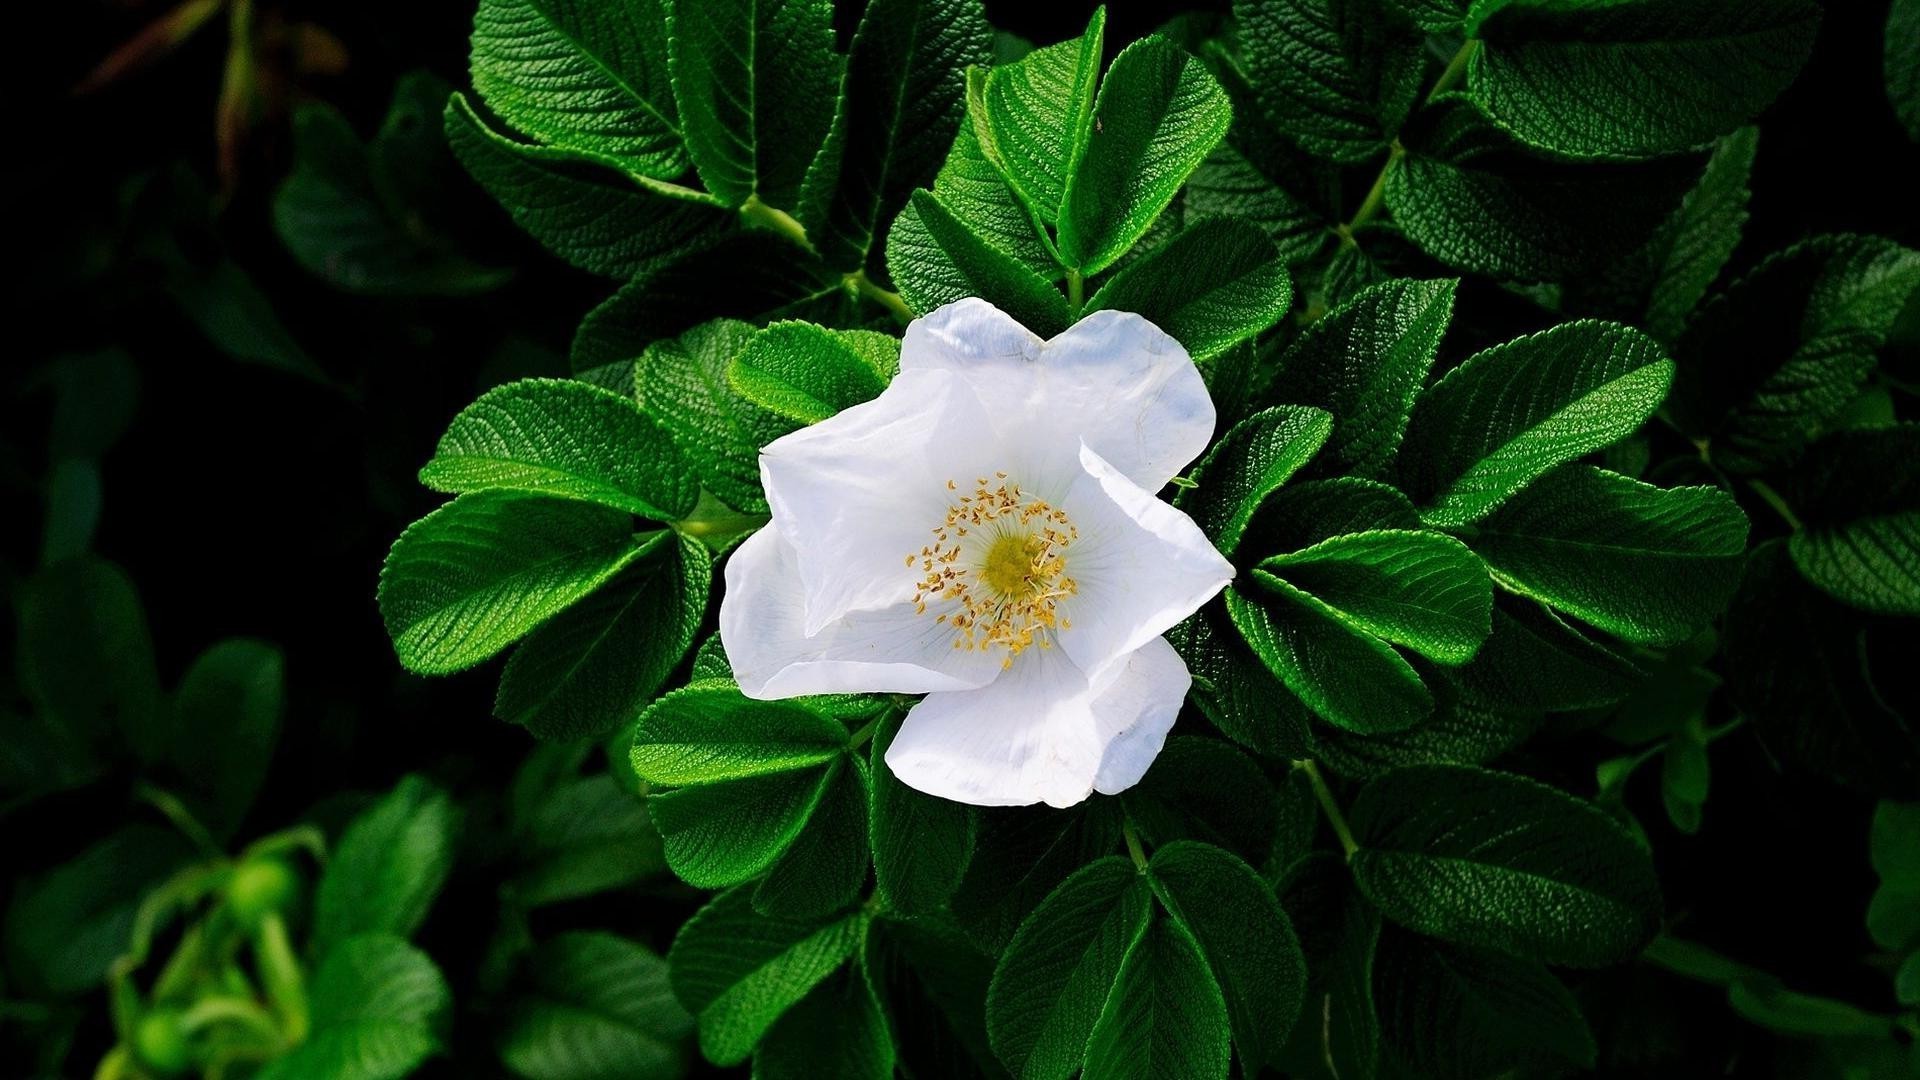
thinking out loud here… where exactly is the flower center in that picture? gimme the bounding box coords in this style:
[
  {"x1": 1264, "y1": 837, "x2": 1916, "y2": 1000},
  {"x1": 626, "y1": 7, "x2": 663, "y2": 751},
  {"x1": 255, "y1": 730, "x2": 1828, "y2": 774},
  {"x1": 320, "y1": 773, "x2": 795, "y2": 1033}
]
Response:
[{"x1": 908, "y1": 474, "x2": 1079, "y2": 668}]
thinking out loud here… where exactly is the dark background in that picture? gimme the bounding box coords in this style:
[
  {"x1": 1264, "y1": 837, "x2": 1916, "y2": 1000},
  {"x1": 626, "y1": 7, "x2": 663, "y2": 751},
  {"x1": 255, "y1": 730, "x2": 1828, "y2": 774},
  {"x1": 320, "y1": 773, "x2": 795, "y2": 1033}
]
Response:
[{"x1": 5, "y1": 0, "x2": 1915, "y2": 1075}]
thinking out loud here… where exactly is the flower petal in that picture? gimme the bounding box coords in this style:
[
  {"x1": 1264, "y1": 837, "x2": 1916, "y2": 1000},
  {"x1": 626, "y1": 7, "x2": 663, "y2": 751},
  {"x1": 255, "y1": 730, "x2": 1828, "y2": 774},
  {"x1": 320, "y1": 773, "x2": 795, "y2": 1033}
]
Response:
[
  {"x1": 902, "y1": 299, "x2": 1215, "y2": 491},
  {"x1": 759, "y1": 368, "x2": 1004, "y2": 634},
  {"x1": 884, "y1": 636, "x2": 1191, "y2": 807},
  {"x1": 1057, "y1": 444, "x2": 1235, "y2": 682},
  {"x1": 720, "y1": 525, "x2": 1003, "y2": 698}
]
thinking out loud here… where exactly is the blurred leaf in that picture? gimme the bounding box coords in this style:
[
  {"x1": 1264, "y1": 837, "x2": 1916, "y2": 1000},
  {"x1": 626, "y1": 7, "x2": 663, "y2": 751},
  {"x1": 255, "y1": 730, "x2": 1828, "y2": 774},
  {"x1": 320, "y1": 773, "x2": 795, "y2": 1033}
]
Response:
[
  {"x1": 313, "y1": 776, "x2": 459, "y2": 955},
  {"x1": 15, "y1": 556, "x2": 161, "y2": 762},
  {"x1": 499, "y1": 932, "x2": 691, "y2": 1080},
  {"x1": 165, "y1": 638, "x2": 284, "y2": 841},
  {"x1": 2, "y1": 826, "x2": 195, "y2": 996},
  {"x1": 259, "y1": 935, "x2": 451, "y2": 1080}
]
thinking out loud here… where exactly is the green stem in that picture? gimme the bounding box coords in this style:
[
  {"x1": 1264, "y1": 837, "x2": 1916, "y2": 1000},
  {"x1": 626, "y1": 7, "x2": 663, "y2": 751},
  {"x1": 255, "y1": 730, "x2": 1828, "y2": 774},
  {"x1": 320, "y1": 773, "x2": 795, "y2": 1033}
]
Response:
[
  {"x1": 1745, "y1": 478, "x2": 1803, "y2": 532},
  {"x1": 1295, "y1": 760, "x2": 1359, "y2": 860},
  {"x1": 92, "y1": 1046, "x2": 133, "y2": 1080},
  {"x1": 739, "y1": 195, "x2": 816, "y2": 255},
  {"x1": 1425, "y1": 38, "x2": 1480, "y2": 106},
  {"x1": 1122, "y1": 821, "x2": 1150, "y2": 870},
  {"x1": 848, "y1": 269, "x2": 914, "y2": 324},
  {"x1": 1066, "y1": 269, "x2": 1085, "y2": 313},
  {"x1": 180, "y1": 995, "x2": 284, "y2": 1046},
  {"x1": 1340, "y1": 38, "x2": 1479, "y2": 244},
  {"x1": 847, "y1": 715, "x2": 884, "y2": 751},
  {"x1": 135, "y1": 782, "x2": 223, "y2": 857},
  {"x1": 255, "y1": 913, "x2": 309, "y2": 1044}
]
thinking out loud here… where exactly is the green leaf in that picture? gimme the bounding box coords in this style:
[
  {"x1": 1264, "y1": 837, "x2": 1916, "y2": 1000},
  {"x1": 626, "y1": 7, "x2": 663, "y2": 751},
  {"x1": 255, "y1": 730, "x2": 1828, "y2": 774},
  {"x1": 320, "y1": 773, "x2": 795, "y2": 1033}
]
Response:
[
  {"x1": 1661, "y1": 731, "x2": 1711, "y2": 835},
  {"x1": 1673, "y1": 235, "x2": 1920, "y2": 472},
  {"x1": 1261, "y1": 530, "x2": 1493, "y2": 665},
  {"x1": 952, "y1": 802, "x2": 1124, "y2": 954},
  {"x1": 1784, "y1": 423, "x2": 1920, "y2": 615},
  {"x1": 630, "y1": 683, "x2": 848, "y2": 785},
  {"x1": 1175, "y1": 405, "x2": 1333, "y2": 556},
  {"x1": 651, "y1": 767, "x2": 837, "y2": 889},
  {"x1": 1057, "y1": 36, "x2": 1231, "y2": 274},
  {"x1": 1245, "y1": 477, "x2": 1424, "y2": 555},
  {"x1": 1401, "y1": 320, "x2": 1673, "y2": 528},
  {"x1": 1469, "y1": 465, "x2": 1748, "y2": 645},
  {"x1": 666, "y1": 0, "x2": 838, "y2": 210},
  {"x1": 470, "y1": 0, "x2": 683, "y2": 177},
  {"x1": 886, "y1": 189, "x2": 1074, "y2": 336},
  {"x1": 668, "y1": 887, "x2": 865, "y2": 1066},
  {"x1": 15, "y1": 556, "x2": 161, "y2": 762},
  {"x1": 1182, "y1": 142, "x2": 1331, "y2": 264},
  {"x1": 1872, "y1": 801, "x2": 1920, "y2": 890},
  {"x1": 276, "y1": 87, "x2": 511, "y2": 296},
  {"x1": 1372, "y1": 929, "x2": 1596, "y2": 1080},
  {"x1": 1148, "y1": 841, "x2": 1306, "y2": 1070},
  {"x1": 927, "y1": 68, "x2": 1058, "y2": 274},
  {"x1": 445, "y1": 94, "x2": 731, "y2": 278},
  {"x1": 729, "y1": 322, "x2": 897, "y2": 425},
  {"x1": 1388, "y1": 0, "x2": 1467, "y2": 32},
  {"x1": 1124, "y1": 738, "x2": 1280, "y2": 865},
  {"x1": 636, "y1": 319, "x2": 789, "y2": 513},
  {"x1": 1449, "y1": 601, "x2": 1640, "y2": 713},
  {"x1": 2, "y1": 826, "x2": 195, "y2": 997},
  {"x1": 165, "y1": 639, "x2": 284, "y2": 840},
  {"x1": 753, "y1": 964, "x2": 894, "y2": 1080},
  {"x1": 1166, "y1": 610, "x2": 1318, "y2": 760},
  {"x1": 313, "y1": 776, "x2": 459, "y2": 955},
  {"x1": 1085, "y1": 217, "x2": 1292, "y2": 361},
  {"x1": 981, "y1": 8, "x2": 1105, "y2": 225},
  {"x1": 1228, "y1": 579, "x2": 1432, "y2": 734},
  {"x1": 259, "y1": 935, "x2": 451, "y2": 1080},
  {"x1": 1082, "y1": 913, "x2": 1231, "y2": 1080},
  {"x1": 421, "y1": 378, "x2": 699, "y2": 520},
  {"x1": 1385, "y1": 100, "x2": 1701, "y2": 281},
  {"x1": 499, "y1": 932, "x2": 691, "y2": 1080},
  {"x1": 1268, "y1": 278, "x2": 1455, "y2": 478},
  {"x1": 1640, "y1": 126, "x2": 1758, "y2": 340},
  {"x1": 1467, "y1": 0, "x2": 1819, "y2": 159},
  {"x1": 753, "y1": 757, "x2": 871, "y2": 918},
  {"x1": 1277, "y1": 853, "x2": 1381, "y2": 1080},
  {"x1": 1314, "y1": 697, "x2": 1532, "y2": 780},
  {"x1": 1892, "y1": 0, "x2": 1920, "y2": 141},
  {"x1": 986, "y1": 858, "x2": 1152, "y2": 1080},
  {"x1": 1234, "y1": 0, "x2": 1425, "y2": 163},
  {"x1": 871, "y1": 712, "x2": 976, "y2": 916},
  {"x1": 1348, "y1": 764, "x2": 1662, "y2": 966},
  {"x1": 864, "y1": 915, "x2": 1003, "y2": 1079},
  {"x1": 800, "y1": 0, "x2": 990, "y2": 272},
  {"x1": 1725, "y1": 977, "x2": 1893, "y2": 1038},
  {"x1": 380, "y1": 493, "x2": 659, "y2": 674},
  {"x1": 508, "y1": 761, "x2": 666, "y2": 909}
]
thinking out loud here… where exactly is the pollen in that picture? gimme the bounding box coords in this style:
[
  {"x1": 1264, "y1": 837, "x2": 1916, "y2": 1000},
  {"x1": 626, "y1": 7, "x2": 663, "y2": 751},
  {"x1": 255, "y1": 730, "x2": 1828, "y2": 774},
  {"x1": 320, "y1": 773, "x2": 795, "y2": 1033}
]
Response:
[{"x1": 909, "y1": 475, "x2": 1079, "y2": 665}]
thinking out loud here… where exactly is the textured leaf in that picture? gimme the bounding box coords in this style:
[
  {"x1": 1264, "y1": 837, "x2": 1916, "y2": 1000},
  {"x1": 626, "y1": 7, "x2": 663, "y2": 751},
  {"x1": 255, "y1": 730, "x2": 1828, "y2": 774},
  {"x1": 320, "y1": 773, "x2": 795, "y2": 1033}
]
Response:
[
  {"x1": 1450, "y1": 601, "x2": 1640, "y2": 713},
  {"x1": 1470, "y1": 465, "x2": 1747, "y2": 644},
  {"x1": 1261, "y1": 530, "x2": 1493, "y2": 665},
  {"x1": 421, "y1": 378, "x2": 698, "y2": 520},
  {"x1": 313, "y1": 776, "x2": 458, "y2": 956},
  {"x1": 927, "y1": 68, "x2": 1057, "y2": 274},
  {"x1": 1057, "y1": 35, "x2": 1231, "y2": 274},
  {"x1": 499, "y1": 933, "x2": 690, "y2": 1080},
  {"x1": 379, "y1": 492, "x2": 658, "y2": 674},
  {"x1": 1082, "y1": 914, "x2": 1231, "y2": 1080},
  {"x1": 1386, "y1": 101, "x2": 1700, "y2": 281},
  {"x1": 651, "y1": 767, "x2": 836, "y2": 888},
  {"x1": 1268, "y1": 278, "x2": 1454, "y2": 478},
  {"x1": 446, "y1": 94, "x2": 730, "y2": 278},
  {"x1": 952, "y1": 802, "x2": 1124, "y2": 954},
  {"x1": 753, "y1": 965, "x2": 894, "y2": 1080},
  {"x1": 1372, "y1": 929, "x2": 1595, "y2": 1080},
  {"x1": 752, "y1": 757, "x2": 870, "y2": 918},
  {"x1": 801, "y1": 0, "x2": 990, "y2": 272},
  {"x1": 497, "y1": 535, "x2": 710, "y2": 740},
  {"x1": 1277, "y1": 854, "x2": 1381, "y2": 1080},
  {"x1": 1234, "y1": 0, "x2": 1425, "y2": 163},
  {"x1": 1085, "y1": 217, "x2": 1292, "y2": 361},
  {"x1": 871, "y1": 712, "x2": 976, "y2": 916},
  {"x1": 1788, "y1": 425, "x2": 1920, "y2": 616},
  {"x1": 1468, "y1": 0, "x2": 1819, "y2": 159},
  {"x1": 1182, "y1": 142, "x2": 1330, "y2": 263},
  {"x1": 1673, "y1": 235, "x2": 1920, "y2": 473},
  {"x1": 985, "y1": 858, "x2": 1151, "y2": 1080},
  {"x1": 887, "y1": 189, "x2": 1073, "y2": 336},
  {"x1": 668, "y1": 888, "x2": 864, "y2": 1066},
  {"x1": 470, "y1": 0, "x2": 682, "y2": 176},
  {"x1": 666, "y1": 0, "x2": 838, "y2": 209},
  {"x1": 1314, "y1": 698, "x2": 1533, "y2": 780},
  {"x1": 635, "y1": 319, "x2": 789, "y2": 513},
  {"x1": 1149, "y1": 842, "x2": 1306, "y2": 1069},
  {"x1": 260, "y1": 935, "x2": 451, "y2": 1080},
  {"x1": 165, "y1": 639, "x2": 284, "y2": 840},
  {"x1": 981, "y1": 8, "x2": 1105, "y2": 225},
  {"x1": 1245, "y1": 477, "x2": 1423, "y2": 555},
  {"x1": 1167, "y1": 611, "x2": 1318, "y2": 760},
  {"x1": 1123, "y1": 738, "x2": 1280, "y2": 865},
  {"x1": 1892, "y1": 0, "x2": 1920, "y2": 141},
  {"x1": 1175, "y1": 405, "x2": 1333, "y2": 556},
  {"x1": 1641, "y1": 126, "x2": 1758, "y2": 339},
  {"x1": 1228, "y1": 578, "x2": 1432, "y2": 734},
  {"x1": 865, "y1": 915, "x2": 1003, "y2": 1080},
  {"x1": 630, "y1": 683, "x2": 848, "y2": 785},
  {"x1": 1348, "y1": 764, "x2": 1663, "y2": 966},
  {"x1": 729, "y1": 322, "x2": 897, "y2": 425},
  {"x1": 1401, "y1": 321, "x2": 1672, "y2": 528}
]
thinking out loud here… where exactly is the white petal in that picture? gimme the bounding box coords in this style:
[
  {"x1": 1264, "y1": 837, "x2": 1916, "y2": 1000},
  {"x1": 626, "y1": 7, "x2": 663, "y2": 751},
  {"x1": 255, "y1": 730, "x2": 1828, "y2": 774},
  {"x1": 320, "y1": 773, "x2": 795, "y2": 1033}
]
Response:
[
  {"x1": 1056, "y1": 444, "x2": 1235, "y2": 682},
  {"x1": 902, "y1": 299, "x2": 1216, "y2": 492},
  {"x1": 720, "y1": 526, "x2": 1003, "y2": 698},
  {"x1": 759, "y1": 368, "x2": 1004, "y2": 634},
  {"x1": 884, "y1": 637, "x2": 1191, "y2": 808}
]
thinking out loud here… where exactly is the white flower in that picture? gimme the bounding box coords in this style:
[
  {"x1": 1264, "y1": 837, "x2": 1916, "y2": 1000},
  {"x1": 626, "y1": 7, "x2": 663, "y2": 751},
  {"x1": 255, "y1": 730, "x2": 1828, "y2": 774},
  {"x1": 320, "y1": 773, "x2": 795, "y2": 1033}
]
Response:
[{"x1": 719, "y1": 299, "x2": 1234, "y2": 808}]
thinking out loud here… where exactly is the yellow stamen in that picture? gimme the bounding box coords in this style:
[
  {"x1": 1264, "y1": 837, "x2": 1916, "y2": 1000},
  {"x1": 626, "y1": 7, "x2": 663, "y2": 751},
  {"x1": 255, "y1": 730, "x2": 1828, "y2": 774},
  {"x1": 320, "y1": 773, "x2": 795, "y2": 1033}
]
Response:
[{"x1": 907, "y1": 475, "x2": 1079, "y2": 666}]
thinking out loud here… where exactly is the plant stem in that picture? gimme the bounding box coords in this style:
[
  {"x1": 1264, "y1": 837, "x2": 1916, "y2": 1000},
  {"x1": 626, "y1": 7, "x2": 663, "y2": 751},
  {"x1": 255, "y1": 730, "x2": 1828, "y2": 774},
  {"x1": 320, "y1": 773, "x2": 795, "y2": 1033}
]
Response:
[
  {"x1": 1122, "y1": 820, "x2": 1150, "y2": 870},
  {"x1": 1425, "y1": 38, "x2": 1480, "y2": 106},
  {"x1": 1745, "y1": 478, "x2": 1803, "y2": 532},
  {"x1": 1066, "y1": 269, "x2": 1085, "y2": 312},
  {"x1": 847, "y1": 715, "x2": 883, "y2": 751},
  {"x1": 847, "y1": 269, "x2": 914, "y2": 324},
  {"x1": 1340, "y1": 38, "x2": 1480, "y2": 244},
  {"x1": 135, "y1": 782, "x2": 222, "y2": 857},
  {"x1": 739, "y1": 195, "x2": 816, "y2": 255},
  {"x1": 1295, "y1": 760, "x2": 1359, "y2": 860}
]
